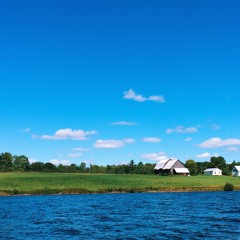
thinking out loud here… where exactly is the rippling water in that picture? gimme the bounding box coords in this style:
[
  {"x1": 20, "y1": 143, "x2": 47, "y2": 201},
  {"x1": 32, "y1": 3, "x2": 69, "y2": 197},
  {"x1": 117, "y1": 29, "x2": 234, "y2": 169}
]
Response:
[{"x1": 1, "y1": 192, "x2": 240, "y2": 239}]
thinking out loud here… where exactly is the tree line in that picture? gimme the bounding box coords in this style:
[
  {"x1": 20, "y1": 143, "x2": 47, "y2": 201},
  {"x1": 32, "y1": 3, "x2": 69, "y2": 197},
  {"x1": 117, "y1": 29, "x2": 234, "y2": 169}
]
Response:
[
  {"x1": 0, "y1": 152, "x2": 155, "y2": 174},
  {"x1": 0, "y1": 152, "x2": 239, "y2": 175},
  {"x1": 185, "y1": 156, "x2": 240, "y2": 176}
]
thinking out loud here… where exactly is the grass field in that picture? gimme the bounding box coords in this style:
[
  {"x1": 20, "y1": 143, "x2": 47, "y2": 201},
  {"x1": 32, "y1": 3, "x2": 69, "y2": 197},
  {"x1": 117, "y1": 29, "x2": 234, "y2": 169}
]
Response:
[{"x1": 0, "y1": 172, "x2": 240, "y2": 195}]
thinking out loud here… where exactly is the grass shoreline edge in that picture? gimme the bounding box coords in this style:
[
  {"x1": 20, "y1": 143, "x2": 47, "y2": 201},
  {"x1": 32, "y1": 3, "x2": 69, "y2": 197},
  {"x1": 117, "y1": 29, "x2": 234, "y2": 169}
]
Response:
[
  {"x1": 0, "y1": 188, "x2": 234, "y2": 196},
  {"x1": 0, "y1": 172, "x2": 240, "y2": 196}
]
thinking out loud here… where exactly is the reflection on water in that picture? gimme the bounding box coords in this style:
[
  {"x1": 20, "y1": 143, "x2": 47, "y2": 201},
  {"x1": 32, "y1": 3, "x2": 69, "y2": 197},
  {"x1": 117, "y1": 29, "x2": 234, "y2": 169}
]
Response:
[{"x1": 1, "y1": 191, "x2": 240, "y2": 239}]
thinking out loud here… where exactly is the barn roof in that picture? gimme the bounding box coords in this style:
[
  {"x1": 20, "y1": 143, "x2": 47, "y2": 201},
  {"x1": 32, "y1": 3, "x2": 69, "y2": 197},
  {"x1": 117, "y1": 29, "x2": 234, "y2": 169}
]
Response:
[
  {"x1": 204, "y1": 168, "x2": 221, "y2": 172},
  {"x1": 174, "y1": 168, "x2": 190, "y2": 174},
  {"x1": 162, "y1": 159, "x2": 178, "y2": 170},
  {"x1": 154, "y1": 160, "x2": 168, "y2": 170}
]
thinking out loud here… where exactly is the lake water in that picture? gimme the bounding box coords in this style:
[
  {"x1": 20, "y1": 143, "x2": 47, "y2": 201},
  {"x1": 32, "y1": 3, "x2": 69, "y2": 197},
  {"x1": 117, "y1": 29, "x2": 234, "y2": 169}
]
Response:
[{"x1": 0, "y1": 191, "x2": 240, "y2": 239}]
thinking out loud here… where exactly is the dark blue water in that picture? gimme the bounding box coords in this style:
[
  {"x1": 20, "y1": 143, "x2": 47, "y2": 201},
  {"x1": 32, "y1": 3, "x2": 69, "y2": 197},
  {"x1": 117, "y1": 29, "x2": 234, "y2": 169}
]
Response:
[{"x1": 0, "y1": 192, "x2": 240, "y2": 239}]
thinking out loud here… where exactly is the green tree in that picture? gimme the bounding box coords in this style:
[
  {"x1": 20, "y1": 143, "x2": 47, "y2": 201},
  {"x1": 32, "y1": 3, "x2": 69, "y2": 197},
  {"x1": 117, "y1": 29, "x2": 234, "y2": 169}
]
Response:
[
  {"x1": 13, "y1": 155, "x2": 30, "y2": 171},
  {"x1": 30, "y1": 162, "x2": 45, "y2": 171},
  {"x1": 79, "y1": 162, "x2": 86, "y2": 173},
  {"x1": 106, "y1": 165, "x2": 113, "y2": 173},
  {"x1": 142, "y1": 163, "x2": 155, "y2": 174},
  {"x1": 43, "y1": 162, "x2": 56, "y2": 172},
  {"x1": 210, "y1": 156, "x2": 227, "y2": 175},
  {"x1": 226, "y1": 161, "x2": 236, "y2": 176},
  {"x1": 0, "y1": 152, "x2": 13, "y2": 171},
  {"x1": 57, "y1": 164, "x2": 67, "y2": 172},
  {"x1": 135, "y1": 162, "x2": 144, "y2": 174},
  {"x1": 68, "y1": 164, "x2": 78, "y2": 173},
  {"x1": 185, "y1": 159, "x2": 198, "y2": 175},
  {"x1": 129, "y1": 160, "x2": 135, "y2": 174},
  {"x1": 196, "y1": 161, "x2": 212, "y2": 174}
]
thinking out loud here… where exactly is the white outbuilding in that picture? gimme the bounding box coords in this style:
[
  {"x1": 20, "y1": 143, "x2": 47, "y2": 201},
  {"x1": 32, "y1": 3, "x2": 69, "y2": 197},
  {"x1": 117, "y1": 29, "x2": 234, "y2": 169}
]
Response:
[
  {"x1": 204, "y1": 168, "x2": 222, "y2": 176},
  {"x1": 232, "y1": 166, "x2": 240, "y2": 177}
]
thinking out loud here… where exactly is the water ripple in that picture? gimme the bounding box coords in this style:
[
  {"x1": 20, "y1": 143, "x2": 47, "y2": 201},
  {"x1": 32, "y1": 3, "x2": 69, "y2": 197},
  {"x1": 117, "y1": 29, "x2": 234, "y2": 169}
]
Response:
[{"x1": 1, "y1": 192, "x2": 240, "y2": 239}]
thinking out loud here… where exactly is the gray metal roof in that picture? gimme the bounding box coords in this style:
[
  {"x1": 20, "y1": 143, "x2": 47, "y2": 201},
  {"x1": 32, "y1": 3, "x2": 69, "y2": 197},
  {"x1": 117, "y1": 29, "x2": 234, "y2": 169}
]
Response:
[
  {"x1": 233, "y1": 166, "x2": 240, "y2": 171},
  {"x1": 174, "y1": 168, "x2": 190, "y2": 173},
  {"x1": 154, "y1": 160, "x2": 168, "y2": 170},
  {"x1": 203, "y1": 168, "x2": 221, "y2": 172},
  {"x1": 162, "y1": 159, "x2": 178, "y2": 170}
]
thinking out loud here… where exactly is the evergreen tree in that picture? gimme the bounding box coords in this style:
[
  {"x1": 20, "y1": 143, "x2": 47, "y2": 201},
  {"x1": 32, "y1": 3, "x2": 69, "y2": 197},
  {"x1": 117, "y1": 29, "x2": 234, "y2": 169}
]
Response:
[{"x1": 0, "y1": 152, "x2": 13, "y2": 171}]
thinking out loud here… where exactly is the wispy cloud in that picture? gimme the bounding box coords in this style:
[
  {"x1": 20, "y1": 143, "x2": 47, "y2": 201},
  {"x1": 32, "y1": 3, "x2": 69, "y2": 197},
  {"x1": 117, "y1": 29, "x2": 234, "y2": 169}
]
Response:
[
  {"x1": 68, "y1": 153, "x2": 83, "y2": 158},
  {"x1": 227, "y1": 147, "x2": 239, "y2": 152},
  {"x1": 166, "y1": 126, "x2": 198, "y2": 134},
  {"x1": 71, "y1": 147, "x2": 90, "y2": 151},
  {"x1": 124, "y1": 89, "x2": 146, "y2": 102},
  {"x1": 123, "y1": 89, "x2": 165, "y2": 103},
  {"x1": 41, "y1": 128, "x2": 97, "y2": 140},
  {"x1": 148, "y1": 95, "x2": 165, "y2": 102},
  {"x1": 94, "y1": 138, "x2": 135, "y2": 149},
  {"x1": 211, "y1": 124, "x2": 220, "y2": 130},
  {"x1": 195, "y1": 152, "x2": 211, "y2": 158},
  {"x1": 123, "y1": 138, "x2": 136, "y2": 144},
  {"x1": 111, "y1": 121, "x2": 137, "y2": 126},
  {"x1": 185, "y1": 138, "x2": 193, "y2": 142},
  {"x1": 199, "y1": 138, "x2": 240, "y2": 148},
  {"x1": 141, "y1": 152, "x2": 171, "y2": 162},
  {"x1": 50, "y1": 159, "x2": 71, "y2": 166},
  {"x1": 142, "y1": 137, "x2": 161, "y2": 143},
  {"x1": 19, "y1": 128, "x2": 31, "y2": 132}
]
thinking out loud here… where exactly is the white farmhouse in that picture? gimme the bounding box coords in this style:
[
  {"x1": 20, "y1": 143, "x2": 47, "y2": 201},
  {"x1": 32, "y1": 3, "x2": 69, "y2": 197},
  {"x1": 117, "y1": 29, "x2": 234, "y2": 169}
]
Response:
[
  {"x1": 232, "y1": 166, "x2": 240, "y2": 177},
  {"x1": 204, "y1": 168, "x2": 222, "y2": 176}
]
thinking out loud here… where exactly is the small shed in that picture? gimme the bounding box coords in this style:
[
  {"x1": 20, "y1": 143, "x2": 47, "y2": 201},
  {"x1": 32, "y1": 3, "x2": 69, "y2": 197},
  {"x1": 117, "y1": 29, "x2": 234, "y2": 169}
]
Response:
[
  {"x1": 204, "y1": 168, "x2": 222, "y2": 176},
  {"x1": 232, "y1": 166, "x2": 240, "y2": 177}
]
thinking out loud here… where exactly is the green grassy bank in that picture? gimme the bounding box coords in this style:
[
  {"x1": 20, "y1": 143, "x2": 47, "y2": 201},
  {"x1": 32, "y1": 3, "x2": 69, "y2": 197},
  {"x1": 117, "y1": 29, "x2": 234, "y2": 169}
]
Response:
[{"x1": 0, "y1": 172, "x2": 240, "y2": 195}]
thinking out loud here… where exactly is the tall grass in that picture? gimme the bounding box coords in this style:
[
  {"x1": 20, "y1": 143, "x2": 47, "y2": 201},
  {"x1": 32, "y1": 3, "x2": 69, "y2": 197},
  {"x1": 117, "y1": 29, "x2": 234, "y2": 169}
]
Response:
[{"x1": 0, "y1": 172, "x2": 239, "y2": 195}]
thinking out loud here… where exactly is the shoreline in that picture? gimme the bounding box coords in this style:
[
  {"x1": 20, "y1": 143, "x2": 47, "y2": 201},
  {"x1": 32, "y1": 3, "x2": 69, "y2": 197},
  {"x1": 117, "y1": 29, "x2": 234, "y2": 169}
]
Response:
[{"x1": 0, "y1": 187, "x2": 234, "y2": 197}]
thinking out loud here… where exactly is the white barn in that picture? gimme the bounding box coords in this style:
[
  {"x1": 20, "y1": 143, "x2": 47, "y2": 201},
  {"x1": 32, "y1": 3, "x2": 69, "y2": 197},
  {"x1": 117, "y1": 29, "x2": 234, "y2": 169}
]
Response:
[
  {"x1": 154, "y1": 159, "x2": 190, "y2": 176},
  {"x1": 204, "y1": 168, "x2": 222, "y2": 176},
  {"x1": 232, "y1": 166, "x2": 240, "y2": 177}
]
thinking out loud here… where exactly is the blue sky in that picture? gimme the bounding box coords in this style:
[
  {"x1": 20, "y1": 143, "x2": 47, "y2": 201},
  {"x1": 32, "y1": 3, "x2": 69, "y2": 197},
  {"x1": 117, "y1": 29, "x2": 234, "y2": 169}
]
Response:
[{"x1": 1, "y1": 0, "x2": 240, "y2": 166}]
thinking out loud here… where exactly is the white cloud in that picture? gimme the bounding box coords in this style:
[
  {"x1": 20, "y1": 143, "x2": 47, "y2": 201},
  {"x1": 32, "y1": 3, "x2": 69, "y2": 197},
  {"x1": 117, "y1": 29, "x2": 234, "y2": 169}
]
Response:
[
  {"x1": 94, "y1": 138, "x2": 135, "y2": 149},
  {"x1": 111, "y1": 121, "x2": 137, "y2": 126},
  {"x1": 68, "y1": 153, "x2": 83, "y2": 158},
  {"x1": 195, "y1": 152, "x2": 211, "y2": 158},
  {"x1": 123, "y1": 89, "x2": 165, "y2": 103},
  {"x1": 166, "y1": 126, "x2": 198, "y2": 134},
  {"x1": 41, "y1": 128, "x2": 97, "y2": 140},
  {"x1": 50, "y1": 159, "x2": 71, "y2": 166},
  {"x1": 185, "y1": 138, "x2": 193, "y2": 142},
  {"x1": 142, "y1": 137, "x2": 161, "y2": 143},
  {"x1": 124, "y1": 89, "x2": 146, "y2": 102},
  {"x1": 199, "y1": 138, "x2": 240, "y2": 148},
  {"x1": 141, "y1": 152, "x2": 170, "y2": 162}
]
